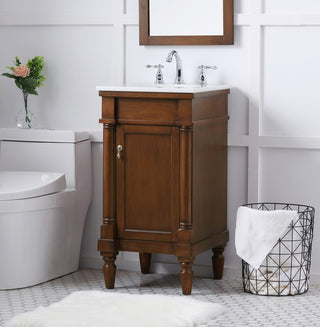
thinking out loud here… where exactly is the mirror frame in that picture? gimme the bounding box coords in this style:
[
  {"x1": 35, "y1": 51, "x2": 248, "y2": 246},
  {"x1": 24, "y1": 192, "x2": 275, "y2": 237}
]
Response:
[{"x1": 139, "y1": 0, "x2": 234, "y2": 46}]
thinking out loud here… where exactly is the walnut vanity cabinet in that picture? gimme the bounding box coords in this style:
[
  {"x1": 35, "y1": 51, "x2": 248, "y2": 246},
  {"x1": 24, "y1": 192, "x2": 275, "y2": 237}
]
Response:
[{"x1": 98, "y1": 87, "x2": 230, "y2": 295}]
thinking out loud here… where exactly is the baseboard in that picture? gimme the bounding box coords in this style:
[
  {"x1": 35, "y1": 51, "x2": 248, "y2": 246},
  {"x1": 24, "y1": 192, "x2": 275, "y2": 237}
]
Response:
[
  {"x1": 79, "y1": 255, "x2": 103, "y2": 270},
  {"x1": 150, "y1": 262, "x2": 242, "y2": 279},
  {"x1": 310, "y1": 273, "x2": 320, "y2": 284},
  {"x1": 80, "y1": 254, "x2": 320, "y2": 284},
  {"x1": 79, "y1": 255, "x2": 241, "y2": 279}
]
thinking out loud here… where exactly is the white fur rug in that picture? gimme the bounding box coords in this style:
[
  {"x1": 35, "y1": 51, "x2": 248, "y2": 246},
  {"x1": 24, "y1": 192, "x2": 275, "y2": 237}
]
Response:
[{"x1": 5, "y1": 290, "x2": 225, "y2": 327}]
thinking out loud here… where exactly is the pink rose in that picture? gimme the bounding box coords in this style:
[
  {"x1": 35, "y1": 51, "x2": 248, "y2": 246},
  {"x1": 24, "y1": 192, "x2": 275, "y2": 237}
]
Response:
[{"x1": 14, "y1": 65, "x2": 30, "y2": 78}]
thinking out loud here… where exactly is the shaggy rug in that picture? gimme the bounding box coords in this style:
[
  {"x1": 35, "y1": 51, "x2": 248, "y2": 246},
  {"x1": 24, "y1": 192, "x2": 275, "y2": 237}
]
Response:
[{"x1": 5, "y1": 290, "x2": 225, "y2": 327}]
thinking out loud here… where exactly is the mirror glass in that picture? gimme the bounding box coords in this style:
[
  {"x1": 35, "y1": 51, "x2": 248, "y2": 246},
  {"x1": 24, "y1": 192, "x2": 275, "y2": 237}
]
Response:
[
  {"x1": 139, "y1": 0, "x2": 233, "y2": 45},
  {"x1": 149, "y1": 0, "x2": 223, "y2": 36}
]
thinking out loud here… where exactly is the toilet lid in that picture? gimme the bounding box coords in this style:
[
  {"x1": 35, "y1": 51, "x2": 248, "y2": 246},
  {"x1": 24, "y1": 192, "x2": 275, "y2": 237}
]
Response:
[{"x1": 0, "y1": 171, "x2": 66, "y2": 201}]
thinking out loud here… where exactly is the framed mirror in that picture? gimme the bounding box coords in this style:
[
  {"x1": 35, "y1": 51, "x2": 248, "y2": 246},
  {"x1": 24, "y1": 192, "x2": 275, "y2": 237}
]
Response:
[{"x1": 139, "y1": 0, "x2": 233, "y2": 45}]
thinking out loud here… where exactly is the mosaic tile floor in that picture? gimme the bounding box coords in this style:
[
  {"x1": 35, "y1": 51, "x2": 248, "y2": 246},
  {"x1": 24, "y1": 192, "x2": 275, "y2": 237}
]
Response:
[{"x1": 1, "y1": 269, "x2": 320, "y2": 326}]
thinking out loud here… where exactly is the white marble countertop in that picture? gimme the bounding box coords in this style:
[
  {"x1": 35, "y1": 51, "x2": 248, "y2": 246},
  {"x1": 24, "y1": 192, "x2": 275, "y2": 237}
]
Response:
[{"x1": 96, "y1": 84, "x2": 230, "y2": 94}]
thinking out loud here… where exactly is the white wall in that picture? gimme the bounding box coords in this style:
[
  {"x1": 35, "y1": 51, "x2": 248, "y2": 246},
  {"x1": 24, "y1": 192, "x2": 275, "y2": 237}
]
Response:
[{"x1": 1, "y1": 0, "x2": 320, "y2": 277}]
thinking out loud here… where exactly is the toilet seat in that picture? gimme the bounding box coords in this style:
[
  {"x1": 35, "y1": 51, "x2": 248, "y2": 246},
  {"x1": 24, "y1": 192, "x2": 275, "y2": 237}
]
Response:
[{"x1": 0, "y1": 171, "x2": 66, "y2": 201}]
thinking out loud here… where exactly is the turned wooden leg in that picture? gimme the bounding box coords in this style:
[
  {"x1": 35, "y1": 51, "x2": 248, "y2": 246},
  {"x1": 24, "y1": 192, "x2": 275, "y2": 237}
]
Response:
[
  {"x1": 102, "y1": 253, "x2": 118, "y2": 289},
  {"x1": 178, "y1": 257, "x2": 194, "y2": 295},
  {"x1": 212, "y1": 246, "x2": 225, "y2": 279},
  {"x1": 139, "y1": 252, "x2": 152, "y2": 274}
]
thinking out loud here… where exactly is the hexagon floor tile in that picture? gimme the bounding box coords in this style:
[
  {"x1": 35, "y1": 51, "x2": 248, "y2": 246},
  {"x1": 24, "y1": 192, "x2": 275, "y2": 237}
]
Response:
[{"x1": 1, "y1": 269, "x2": 320, "y2": 326}]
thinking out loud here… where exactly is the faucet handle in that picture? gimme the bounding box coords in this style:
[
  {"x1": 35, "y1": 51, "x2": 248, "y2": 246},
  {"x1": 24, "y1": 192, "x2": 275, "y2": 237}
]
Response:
[
  {"x1": 146, "y1": 64, "x2": 164, "y2": 69},
  {"x1": 146, "y1": 64, "x2": 165, "y2": 84},
  {"x1": 198, "y1": 65, "x2": 217, "y2": 70},
  {"x1": 198, "y1": 65, "x2": 218, "y2": 86}
]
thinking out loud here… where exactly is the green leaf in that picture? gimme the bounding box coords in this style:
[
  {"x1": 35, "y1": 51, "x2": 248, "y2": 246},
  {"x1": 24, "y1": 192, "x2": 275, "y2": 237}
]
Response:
[
  {"x1": 21, "y1": 78, "x2": 38, "y2": 89},
  {"x1": 14, "y1": 80, "x2": 22, "y2": 90},
  {"x1": 27, "y1": 89, "x2": 38, "y2": 95},
  {"x1": 18, "y1": 78, "x2": 38, "y2": 95},
  {"x1": 14, "y1": 57, "x2": 21, "y2": 66},
  {"x1": 2, "y1": 73, "x2": 16, "y2": 79},
  {"x1": 27, "y1": 56, "x2": 45, "y2": 87}
]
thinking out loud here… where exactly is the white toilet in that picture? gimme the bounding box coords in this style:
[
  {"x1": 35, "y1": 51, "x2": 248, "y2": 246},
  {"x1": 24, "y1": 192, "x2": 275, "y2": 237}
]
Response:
[{"x1": 0, "y1": 128, "x2": 92, "y2": 289}]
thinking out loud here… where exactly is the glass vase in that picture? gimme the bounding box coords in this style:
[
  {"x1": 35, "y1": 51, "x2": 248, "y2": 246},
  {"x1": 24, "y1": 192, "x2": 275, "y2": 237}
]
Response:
[{"x1": 16, "y1": 92, "x2": 36, "y2": 129}]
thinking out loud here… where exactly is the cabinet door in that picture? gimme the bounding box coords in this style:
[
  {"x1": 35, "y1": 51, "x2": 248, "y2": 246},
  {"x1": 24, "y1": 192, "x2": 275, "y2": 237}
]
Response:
[{"x1": 116, "y1": 125, "x2": 179, "y2": 242}]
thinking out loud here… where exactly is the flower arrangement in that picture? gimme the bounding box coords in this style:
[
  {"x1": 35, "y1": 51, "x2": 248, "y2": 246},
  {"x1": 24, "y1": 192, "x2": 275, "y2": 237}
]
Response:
[{"x1": 2, "y1": 56, "x2": 45, "y2": 128}]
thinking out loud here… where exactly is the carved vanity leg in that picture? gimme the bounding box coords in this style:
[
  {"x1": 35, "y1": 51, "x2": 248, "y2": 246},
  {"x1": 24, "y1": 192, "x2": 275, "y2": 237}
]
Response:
[
  {"x1": 102, "y1": 252, "x2": 118, "y2": 289},
  {"x1": 139, "y1": 252, "x2": 152, "y2": 274},
  {"x1": 100, "y1": 123, "x2": 118, "y2": 290},
  {"x1": 212, "y1": 246, "x2": 225, "y2": 279},
  {"x1": 179, "y1": 257, "x2": 194, "y2": 295}
]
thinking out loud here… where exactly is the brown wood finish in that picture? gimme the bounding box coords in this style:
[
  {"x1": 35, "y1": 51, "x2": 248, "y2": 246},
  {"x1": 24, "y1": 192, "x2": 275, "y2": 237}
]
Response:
[
  {"x1": 191, "y1": 117, "x2": 228, "y2": 243},
  {"x1": 98, "y1": 88, "x2": 230, "y2": 295},
  {"x1": 139, "y1": 252, "x2": 152, "y2": 274},
  {"x1": 116, "y1": 124, "x2": 179, "y2": 243},
  {"x1": 98, "y1": 123, "x2": 118, "y2": 289},
  {"x1": 139, "y1": 0, "x2": 234, "y2": 46},
  {"x1": 179, "y1": 257, "x2": 194, "y2": 295},
  {"x1": 212, "y1": 246, "x2": 226, "y2": 279}
]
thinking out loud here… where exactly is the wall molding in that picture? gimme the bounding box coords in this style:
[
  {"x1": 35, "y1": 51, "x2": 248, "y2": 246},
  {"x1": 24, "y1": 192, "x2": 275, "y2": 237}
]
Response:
[
  {"x1": 0, "y1": 14, "x2": 137, "y2": 26},
  {"x1": 2, "y1": 13, "x2": 320, "y2": 27},
  {"x1": 237, "y1": 13, "x2": 320, "y2": 26},
  {"x1": 89, "y1": 130, "x2": 320, "y2": 150},
  {"x1": 0, "y1": 14, "x2": 115, "y2": 26},
  {"x1": 229, "y1": 134, "x2": 320, "y2": 149}
]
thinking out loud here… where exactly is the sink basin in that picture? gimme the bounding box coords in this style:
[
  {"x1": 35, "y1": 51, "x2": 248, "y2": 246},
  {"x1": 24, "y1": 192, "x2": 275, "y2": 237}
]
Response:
[{"x1": 97, "y1": 84, "x2": 229, "y2": 94}]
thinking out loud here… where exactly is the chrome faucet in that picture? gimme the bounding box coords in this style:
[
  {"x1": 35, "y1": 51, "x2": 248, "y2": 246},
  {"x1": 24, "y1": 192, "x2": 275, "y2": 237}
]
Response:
[{"x1": 166, "y1": 50, "x2": 184, "y2": 84}]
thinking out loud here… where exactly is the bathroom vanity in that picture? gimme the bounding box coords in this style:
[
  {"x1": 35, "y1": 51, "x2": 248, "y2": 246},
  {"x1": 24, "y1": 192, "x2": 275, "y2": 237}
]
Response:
[{"x1": 97, "y1": 85, "x2": 230, "y2": 295}]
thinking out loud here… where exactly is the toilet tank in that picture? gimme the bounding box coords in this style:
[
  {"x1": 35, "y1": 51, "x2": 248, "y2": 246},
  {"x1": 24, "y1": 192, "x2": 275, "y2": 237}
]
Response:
[
  {"x1": 0, "y1": 128, "x2": 92, "y2": 224},
  {"x1": 0, "y1": 128, "x2": 90, "y2": 189}
]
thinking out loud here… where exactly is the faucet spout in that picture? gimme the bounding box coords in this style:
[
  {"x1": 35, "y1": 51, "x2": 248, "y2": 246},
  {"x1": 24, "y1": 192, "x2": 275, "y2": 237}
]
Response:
[{"x1": 166, "y1": 50, "x2": 184, "y2": 84}]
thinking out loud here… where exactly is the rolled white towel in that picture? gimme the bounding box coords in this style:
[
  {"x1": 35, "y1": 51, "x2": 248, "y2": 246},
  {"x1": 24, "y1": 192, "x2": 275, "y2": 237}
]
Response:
[{"x1": 235, "y1": 206, "x2": 298, "y2": 269}]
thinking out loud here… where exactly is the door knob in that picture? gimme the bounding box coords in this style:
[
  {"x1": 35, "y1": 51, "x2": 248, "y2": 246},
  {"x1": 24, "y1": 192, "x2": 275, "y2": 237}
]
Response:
[{"x1": 117, "y1": 145, "x2": 123, "y2": 159}]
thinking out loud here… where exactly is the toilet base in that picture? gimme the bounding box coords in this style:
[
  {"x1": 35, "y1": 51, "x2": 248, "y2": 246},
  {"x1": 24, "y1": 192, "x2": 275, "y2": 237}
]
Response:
[{"x1": 0, "y1": 189, "x2": 79, "y2": 290}]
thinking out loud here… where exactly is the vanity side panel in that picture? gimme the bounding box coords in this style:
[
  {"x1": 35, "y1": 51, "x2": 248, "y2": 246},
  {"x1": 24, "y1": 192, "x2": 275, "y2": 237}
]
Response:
[
  {"x1": 191, "y1": 102, "x2": 228, "y2": 245},
  {"x1": 192, "y1": 91, "x2": 229, "y2": 121}
]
